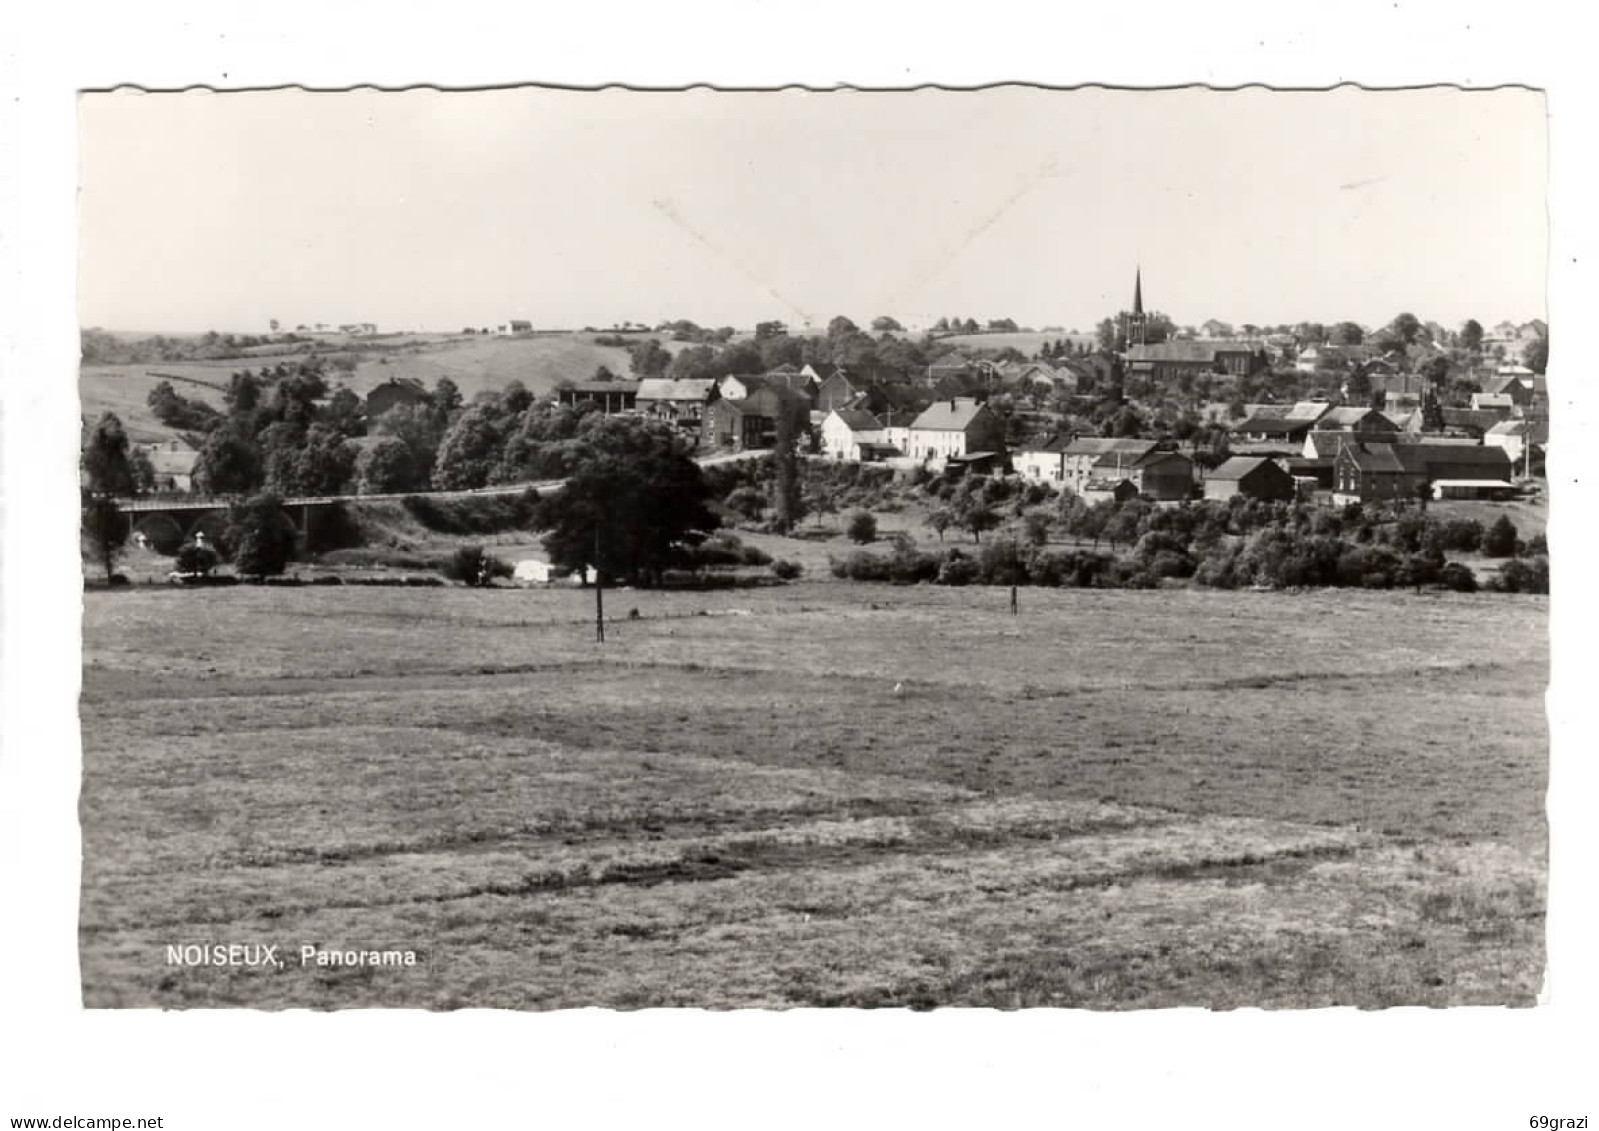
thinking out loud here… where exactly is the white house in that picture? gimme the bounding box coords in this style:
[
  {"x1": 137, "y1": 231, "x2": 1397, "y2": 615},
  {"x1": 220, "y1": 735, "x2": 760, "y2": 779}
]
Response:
[
  {"x1": 820, "y1": 408, "x2": 886, "y2": 461},
  {"x1": 497, "y1": 320, "x2": 534, "y2": 336},
  {"x1": 1483, "y1": 419, "x2": 1545, "y2": 471},
  {"x1": 905, "y1": 398, "x2": 1004, "y2": 464},
  {"x1": 1012, "y1": 436, "x2": 1073, "y2": 482},
  {"x1": 512, "y1": 559, "x2": 595, "y2": 585}
]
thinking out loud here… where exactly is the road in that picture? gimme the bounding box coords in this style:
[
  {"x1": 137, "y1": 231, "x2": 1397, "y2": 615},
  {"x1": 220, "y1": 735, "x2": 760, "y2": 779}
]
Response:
[{"x1": 113, "y1": 447, "x2": 768, "y2": 513}]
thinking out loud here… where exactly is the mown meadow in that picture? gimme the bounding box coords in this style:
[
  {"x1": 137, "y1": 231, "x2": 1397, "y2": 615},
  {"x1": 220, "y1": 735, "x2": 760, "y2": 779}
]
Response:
[{"x1": 79, "y1": 582, "x2": 1547, "y2": 1008}]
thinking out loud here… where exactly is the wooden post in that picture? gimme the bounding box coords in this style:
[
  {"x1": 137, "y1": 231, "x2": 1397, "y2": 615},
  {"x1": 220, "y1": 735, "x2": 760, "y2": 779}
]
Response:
[{"x1": 1010, "y1": 583, "x2": 1018, "y2": 615}]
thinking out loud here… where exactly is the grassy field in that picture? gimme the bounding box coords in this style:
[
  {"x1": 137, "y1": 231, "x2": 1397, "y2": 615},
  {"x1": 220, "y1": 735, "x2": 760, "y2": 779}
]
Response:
[
  {"x1": 78, "y1": 333, "x2": 637, "y2": 440},
  {"x1": 79, "y1": 582, "x2": 1547, "y2": 1009}
]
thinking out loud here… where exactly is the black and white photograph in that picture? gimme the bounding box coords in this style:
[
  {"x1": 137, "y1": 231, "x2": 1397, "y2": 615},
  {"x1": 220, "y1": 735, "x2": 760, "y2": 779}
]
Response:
[
  {"x1": 4, "y1": 5, "x2": 1596, "y2": 1128},
  {"x1": 72, "y1": 82, "x2": 1552, "y2": 1012}
]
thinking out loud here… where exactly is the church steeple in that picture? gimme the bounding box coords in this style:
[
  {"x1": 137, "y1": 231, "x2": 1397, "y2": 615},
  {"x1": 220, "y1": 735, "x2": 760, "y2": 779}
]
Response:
[{"x1": 1124, "y1": 266, "x2": 1147, "y2": 350}]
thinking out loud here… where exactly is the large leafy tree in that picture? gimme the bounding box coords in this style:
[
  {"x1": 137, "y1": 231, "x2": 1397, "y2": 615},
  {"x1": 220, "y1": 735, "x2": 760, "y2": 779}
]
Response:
[
  {"x1": 81, "y1": 495, "x2": 128, "y2": 581},
  {"x1": 432, "y1": 402, "x2": 508, "y2": 490},
  {"x1": 82, "y1": 412, "x2": 137, "y2": 497},
  {"x1": 1523, "y1": 332, "x2": 1549, "y2": 375},
  {"x1": 1328, "y1": 321, "x2": 1365, "y2": 347},
  {"x1": 534, "y1": 418, "x2": 718, "y2": 587},
  {"x1": 193, "y1": 425, "x2": 264, "y2": 496},
  {"x1": 227, "y1": 492, "x2": 297, "y2": 576},
  {"x1": 358, "y1": 436, "x2": 421, "y2": 494},
  {"x1": 770, "y1": 407, "x2": 805, "y2": 534}
]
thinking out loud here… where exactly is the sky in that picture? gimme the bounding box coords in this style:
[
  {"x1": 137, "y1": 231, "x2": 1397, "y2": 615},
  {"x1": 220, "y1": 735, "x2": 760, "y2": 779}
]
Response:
[{"x1": 77, "y1": 85, "x2": 1549, "y2": 337}]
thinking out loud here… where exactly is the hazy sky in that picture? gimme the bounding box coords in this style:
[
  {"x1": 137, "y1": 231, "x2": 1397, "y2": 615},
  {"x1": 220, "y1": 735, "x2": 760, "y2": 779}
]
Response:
[{"x1": 77, "y1": 85, "x2": 1548, "y2": 335}]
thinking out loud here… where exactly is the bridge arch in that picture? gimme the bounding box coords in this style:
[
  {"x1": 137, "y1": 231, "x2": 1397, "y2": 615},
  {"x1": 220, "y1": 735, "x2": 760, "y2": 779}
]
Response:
[
  {"x1": 187, "y1": 512, "x2": 235, "y2": 557},
  {"x1": 129, "y1": 513, "x2": 185, "y2": 555}
]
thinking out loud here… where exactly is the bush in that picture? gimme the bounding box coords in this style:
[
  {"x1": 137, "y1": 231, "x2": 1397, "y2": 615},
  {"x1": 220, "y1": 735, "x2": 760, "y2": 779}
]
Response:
[
  {"x1": 446, "y1": 545, "x2": 512, "y2": 587},
  {"x1": 1483, "y1": 515, "x2": 1518, "y2": 558},
  {"x1": 840, "y1": 549, "x2": 893, "y2": 581},
  {"x1": 1429, "y1": 518, "x2": 1484, "y2": 554},
  {"x1": 847, "y1": 510, "x2": 878, "y2": 544},
  {"x1": 772, "y1": 559, "x2": 803, "y2": 580},
  {"x1": 1438, "y1": 562, "x2": 1478, "y2": 592},
  {"x1": 935, "y1": 553, "x2": 981, "y2": 586},
  {"x1": 1491, "y1": 556, "x2": 1549, "y2": 594},
  {"x1": 888, "y1": 548, "x2": 941, "y2": 585},
  {"x1": 174, "y1": 543, "x2": 221, "y2": 576},
  {"x1": 978, "y1": 538, "x2": 1028, "y2": 585}
]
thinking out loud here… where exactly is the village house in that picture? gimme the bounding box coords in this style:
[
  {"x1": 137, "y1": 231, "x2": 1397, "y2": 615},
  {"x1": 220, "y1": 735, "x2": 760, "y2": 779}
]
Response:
[
  {"x1": 905, "y1": 397, "x2": 1005, "y2": 465},
  {"x1": 1469, "y1": 392, "x2": 1517, "y2": 416},
  {"x1": 1482, "y1": 372, "x2": 1535, "y2": 407},
  {"x1": 925, "y1": 354, "x2": 976, "y2": 385},
  {"x1": 556, "y1": 380, "x2": 638, "y2": 414},
  {"x1": 1114, "y1": 449, "x2": 1195, "y2": 502},
  {"x1": 635, "y1": 377, "x2": 716, "y2": 431},
  {"x1": 141, "y1": 435, "x2": 200, "y2": 492},
  {"x1": 496, "y1": 320, "x2": 534, "y2": 337},
  {"x1": 1057, "y1": 437, "x2": 1161, "y2": 493},
  {"x1": 1483, "y1": 419, "x2": 1546, "y2": 473},
  {"x1": 1203, "y1": 456, "x2": 1296, "y2": 502},
  {"x1": 877, "y1": 407, "x2": 920, "y2": 454},
  {"x1": 1300, "y1": 408, "x2": 1402, "y2": 458},
  {"x1": 365, "y1": 377, "x2": 432, "y2": 420},
  {"x1": 1232, "y1": 401, "x2": 1331, "y2": 445},
  {"x1": 820, "y1": 408, "x2": 899, "y2": 462},
  {"x1": 704, "y1": 384, "x2": 809, "y2": 451},
  {"x1": 717, "y1": 370, "x2": 817, "y2": 406},
  {"x1": 1439, "y1": 408, "x2": 1508, "y2": 437},
  {"x1": 1012, "y1": 435, "x2": 1074, "y2": 482},
  {"x1": 813, "y1": 369, "x2": 861, "y2": 413},
  {"x1": 1332, "y1": 441, "x2": 1515, "y2": 504}
]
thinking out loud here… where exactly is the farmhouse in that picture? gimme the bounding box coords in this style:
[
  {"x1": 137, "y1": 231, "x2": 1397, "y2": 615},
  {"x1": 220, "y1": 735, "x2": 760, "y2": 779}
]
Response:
[
  {"x1": 1483, "y1": 373, "x2": 1535, "y2": 407},
  {"x1": 813, "y1": 369, "x2": 861, "y2": 412},
  {"x1": 366, "y1": 377, "x2": 431, "y2": 420},
  {"x1": 905, "y1": 398, "x2": 1004, "y2": 465},
  {"x1": 820, "y1": 408, "x2": 895, "y2": 462},
  {"x1": 497, "y1": 320, "x2": 534, "y2": 337},
  {"x1": 1098, "y1": 449, "x2": 1194, "y2": 502},
  {"x1": 1012, "y1": 435, "x2": 1074, "y2": 482},
  {"x1": 636, "y1": 377, "x2": 716, "y2": 431},
  {"x1": 926, "y1": 355, "x2": 976, "y2": 384},
  {"x1": 718, "y1": 371, "x2": 817, "y2": 405},
  {"x1": 705, "y1": 385, "x2": 809, "y2": 451},
  {"x1": 1483, "y1": 419, "x2": 1546, "y2": 470},
  {"x1": 556, "y1": 381, "x2": 638, "y2": 414},
  {"x1": 1440, "y1": 407, "x2": 1509, "y2": 437},
  {"x1": 1301, "y1": 410, "x2": 1401, "y2": 458},
  {"x1": 138, "y1": 436, "x2": 199, "y2": 492},
  {"x1": 1058, "y1": 437, "x2": 1160, "y2": 492},
  {"x1": 1233, "y1": 402, "x2": 1330, "y2": 444},
  {"x1": 1469, "y1": 392, "x2": 1517, "y2": 416},
  {"x1": 1203, "y1": 456, "x2": 1296, "y2": 502},
  {"x1": 1332, "y1": 441, "x2": 1515, "y2": 504}
]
